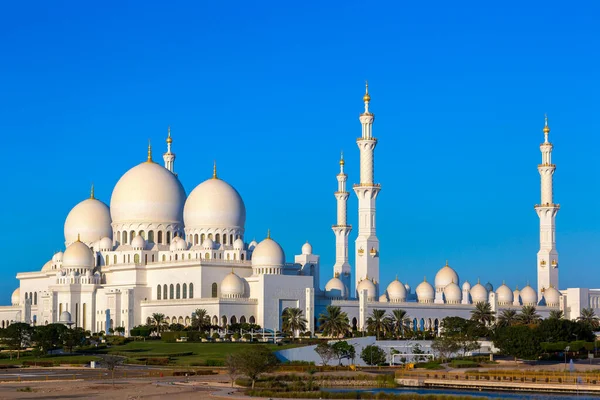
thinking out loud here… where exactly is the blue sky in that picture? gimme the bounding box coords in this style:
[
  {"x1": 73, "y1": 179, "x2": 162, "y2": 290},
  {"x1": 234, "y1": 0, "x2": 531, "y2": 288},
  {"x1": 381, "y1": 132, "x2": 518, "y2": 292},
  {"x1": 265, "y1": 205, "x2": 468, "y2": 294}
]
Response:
[{"x1": 0, "y1": 1, "x2": 599, "y2": 303}]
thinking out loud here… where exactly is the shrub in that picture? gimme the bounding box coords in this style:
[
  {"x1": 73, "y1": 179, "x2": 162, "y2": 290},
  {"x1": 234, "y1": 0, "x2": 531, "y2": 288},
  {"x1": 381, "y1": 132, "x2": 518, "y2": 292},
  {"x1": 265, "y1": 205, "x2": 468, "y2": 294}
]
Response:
[
  {"x1": 205, "y1": 359, "x2": 224, "y2": 366},
  {"x1": 212, "y1": 332, "x2": 220, "y2": 340}
]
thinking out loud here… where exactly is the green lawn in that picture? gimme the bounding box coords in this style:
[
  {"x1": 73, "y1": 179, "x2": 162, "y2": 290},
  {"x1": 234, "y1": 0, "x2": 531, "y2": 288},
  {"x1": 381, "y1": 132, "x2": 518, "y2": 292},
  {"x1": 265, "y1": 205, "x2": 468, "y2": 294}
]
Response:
[{"x1": 103, "y1": 341, "x2": 304, "y2": 366}]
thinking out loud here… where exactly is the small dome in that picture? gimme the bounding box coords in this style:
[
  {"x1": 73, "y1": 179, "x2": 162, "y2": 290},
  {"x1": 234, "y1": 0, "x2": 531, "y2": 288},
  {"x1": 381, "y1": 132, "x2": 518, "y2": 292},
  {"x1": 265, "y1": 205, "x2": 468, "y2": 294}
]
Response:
[
  {"x1": 496, "y1": 283, "x2": 513, "y2": 305},
  {"x1": 325, "y1": 277, "x2": 347, "y2": 299},
  {"x1": 462, "y1": 281, "x2": 471, "y2": 291},
  {"x1": 62, "y1": 240, "x2": 94, "y2": 269},
  {"x1": 41, "y1": 260, "x2": 53, "y2": 272},
  {"x1": 221, "y1": 272, "x2": 246, "y2": 298},
  {"x1": 131, "y1": 235, "x2": 146, "y2": 250},
  {"x1": 520, "y1": 285, "x2": 537, "y2": 306},
  {"x1": 233, "y1": 238, "x2": 244, "y2": 250},
  {"x1": 11, "y1": 288, "x2": 20, "y2": 306},
  {"x1": 543, "y1": 286, "x2": 560, "y2": 307},
  {"x1": 379, "y1": 293, "x2": 389, "y2": 303},
  {"x1": 175, "y1": 236, "x2": 187, "y2": 250},
  {"x1": 59, "y1": 311, "x2": 72, "y2": 324},
  {"x1": 435, "y1": 262, "x2": 459, "y2": 289},
  {"x1": 357, "y1": 278, "x2": 376, "y2": 301},
  {"x1": 52, "y1": 251, "x2": 63, "y2": 263},
  {"x1": 202, "y1": 237, "x2": 214, "y2": 250},
  {"x1": 184, "y1": 177, "x2": 246, "y2": 232},
  {"x1": 252, "y1": 235, "x2": 285, "y2": 267},
  {"x1": 404, "y1": 283, "x2": 411, "y2": 294},
  {"x1": 444, "y1": 282, "x2": 462, "y2": 304},
  {"x1": 248, "y1": 240, "x2": 258, "y2": 251},
  {"x1": 470, "y1": 281, "x2": 488, "y2": 304},
  {"x1": 302, "y1": 241, "x2": 313, "y2": 255},
  {"x1": 416, "y1": 278, "x2": 434, "y2": 303},
  {"x1": 485, "y1": 282, "x2": 494, "y2": 292},
  {"x1": 99, "y1": 236, "x2": 113, "y2": 251},
  {"x1": 64, "y1": 197, "x2": 112, "y2": 246},
  {"x1": 386, "y1": 279, "x2": 407, "y2": 302}
]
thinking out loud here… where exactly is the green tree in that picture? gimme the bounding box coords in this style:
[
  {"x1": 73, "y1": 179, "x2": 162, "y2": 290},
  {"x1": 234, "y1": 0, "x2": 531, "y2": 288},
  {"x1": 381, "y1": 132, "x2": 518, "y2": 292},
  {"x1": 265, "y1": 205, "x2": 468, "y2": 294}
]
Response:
[
  {"x1": 494, "y1": 325, "x2": 541, "y2": 360},
  {"x1": 62, "y1": 327, "x2": 85, "y2": 353},
  {"x1": 315, "y1": 342, "x2": 334, "y2": 366},
  {"x1": 389, "y1": 309, "x2": 410, "y2": 339},
  {"x1": 361, "y1": 345, "x2": 386, "y2": 366},
  {"x1": 332, "y1": 341, "x2": 356, "y2": 365},
  {"x1": 431, "y1": 335, "x2": 460, "y2": 363},
  {"x1": 577, "y1": 308, "x2": 600, "y2": 331},
  {"x1": 496, "y1": 309, "x2": 518, "y2": 328},
  {"x1": 32, "y1": 324, "x2": 67, "y2": 354},
  {"x1": 470, "y1": 302, "x2": 495, "y2": 327},
  {"x1": 2, "y1": 323, "x2": 32, "y2": 359},
  {"x1": 192, "y1": 309, "x2": 211, "y2": 332},
  {"x1": 237, "y1": 345, "x2": 278, "y2": 389},
  {"x1": 151, "y1": 313, "x2": 166, "y2": 334},
  {"x1": 518, "y1": 306, "x2": 541, "y2": 325},
  {"x1": 318, "y1": 305, "x2": 350, "y2": 338},
  {"x1": 281, "y1": 307, "x2": 307, "y2": 338},
  {"x1": 169, "y1": 323, "x2": 185, "y2": 331},
  {"x1": 548, "y1": 310, "x2": 564, "y2": 320},
  {"x1": 366, "y1": 309, "x2": 390, "y2": 340}
]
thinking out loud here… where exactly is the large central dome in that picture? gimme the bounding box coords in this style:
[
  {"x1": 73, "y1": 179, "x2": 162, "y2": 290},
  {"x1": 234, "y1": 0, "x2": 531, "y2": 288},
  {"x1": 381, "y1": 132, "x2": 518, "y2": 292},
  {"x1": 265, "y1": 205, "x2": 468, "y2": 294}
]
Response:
[
  {"x1": 184, "y1": 177, "x2": 246, "y2": 232},
  {"x1": 110, "y1": 161, "x2": 186, "y2": 225}
]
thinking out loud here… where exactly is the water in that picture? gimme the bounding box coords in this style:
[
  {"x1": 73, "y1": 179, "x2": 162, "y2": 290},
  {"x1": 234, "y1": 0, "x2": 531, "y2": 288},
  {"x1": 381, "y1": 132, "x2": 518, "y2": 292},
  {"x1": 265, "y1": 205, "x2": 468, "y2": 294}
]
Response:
[{"x1": 324, "y1": 387, "x2": 600, "y2": 399}]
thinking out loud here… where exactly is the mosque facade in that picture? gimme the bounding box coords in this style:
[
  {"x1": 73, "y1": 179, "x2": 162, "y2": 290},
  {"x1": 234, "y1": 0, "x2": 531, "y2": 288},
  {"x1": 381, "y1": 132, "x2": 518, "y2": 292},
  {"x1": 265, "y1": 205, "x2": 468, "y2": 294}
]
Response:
[{"x1": 0, "y1": 86, "x2": 597, "y2": 335}]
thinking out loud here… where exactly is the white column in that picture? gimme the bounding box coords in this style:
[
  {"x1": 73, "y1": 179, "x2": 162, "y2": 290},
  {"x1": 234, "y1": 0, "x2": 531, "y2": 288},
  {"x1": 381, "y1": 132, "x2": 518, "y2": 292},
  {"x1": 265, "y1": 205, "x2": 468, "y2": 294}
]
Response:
[
  {"x1": 359, "y1": 289, "x2": 368, "y2": 331},
  {"x1": 163, "y1": 127, "x2": 176, "y2": 174},
  {"x1": 305, "y1": 288, "x2": 314, "y2": 334},
  {"x1": 333, "y1": 153, "x2": 352, "y2": 289}
]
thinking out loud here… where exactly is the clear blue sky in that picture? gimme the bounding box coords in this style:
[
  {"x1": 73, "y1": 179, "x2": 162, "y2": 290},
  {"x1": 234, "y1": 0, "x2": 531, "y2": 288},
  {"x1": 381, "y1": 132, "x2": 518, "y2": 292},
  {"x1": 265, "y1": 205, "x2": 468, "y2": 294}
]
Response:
[{"x1": 1, "y1": 1, "x2": 599, "y2": 303}]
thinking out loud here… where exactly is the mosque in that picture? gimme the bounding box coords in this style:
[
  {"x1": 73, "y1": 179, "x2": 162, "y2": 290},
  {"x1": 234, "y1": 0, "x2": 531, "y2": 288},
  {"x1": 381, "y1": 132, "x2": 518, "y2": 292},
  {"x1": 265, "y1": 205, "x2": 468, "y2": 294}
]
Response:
[{"x1": 0, "y1": 84, "x2": 597, "y2": 336}]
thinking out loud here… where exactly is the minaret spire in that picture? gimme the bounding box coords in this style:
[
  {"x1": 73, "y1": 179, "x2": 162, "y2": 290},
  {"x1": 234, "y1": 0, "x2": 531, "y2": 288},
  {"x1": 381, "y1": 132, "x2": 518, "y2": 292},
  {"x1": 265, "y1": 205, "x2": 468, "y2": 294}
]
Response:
[
  {"x1": 146, "y1": 140, "x2": 153, "y2": 163},
  {"x1": 354, "y1": 82, "x2": 380, "y2": 298},
  {"x1": 90, "y1": 183, "x2": 95, "y2": 199},
  {"x1": 163, "y1": 126, "x2": 176, "y2": 174},
  {"x1": 212, "y1": 161, "x2": 218, "y2": 179},
  {"x1": 332, "y1": 151, "x2": 352, "y2": 290},
  {"x1": 535, "y1": 114, "x2": 559, "y2": 298}
]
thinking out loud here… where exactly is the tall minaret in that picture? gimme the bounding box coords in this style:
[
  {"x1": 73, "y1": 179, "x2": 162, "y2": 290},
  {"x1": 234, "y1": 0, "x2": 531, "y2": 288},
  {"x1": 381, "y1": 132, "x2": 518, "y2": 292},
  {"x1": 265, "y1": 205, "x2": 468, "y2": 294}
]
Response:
[
  {"x1": 332, "y1": 152, "x2": 352, "y2": 290},
  {"x1": 163, "y1": 126, "x2": 176, "y2": 174},
  {"x1": 535, "y1": 115, "x2": 559, "y2": 298},
  {"x1": 354, "y1": 82, "x2": 380, "y2": 296}
]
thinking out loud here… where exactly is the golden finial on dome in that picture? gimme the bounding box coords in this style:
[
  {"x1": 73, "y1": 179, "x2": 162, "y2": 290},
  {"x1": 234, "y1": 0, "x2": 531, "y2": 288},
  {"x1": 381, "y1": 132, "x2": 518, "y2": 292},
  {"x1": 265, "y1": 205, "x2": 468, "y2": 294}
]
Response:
[
  {"x1": 445, "y1": 260, "x2": 449, "y2": 267},
  {"x1": 212, "y1": 160, "x2": 218, "y2": 179},
  {"x1": 90, "y1": 183, "x2": 95, "y2": 199},
  {"x1": 166, "y1": 126, "x2": 172, "y2": 144},
  {"x1": 77, "y1": 233, "x2": 81, "y2": 242},
  {"x1": 423, "y1": 276, "x2": 427, "y2": 282},
  {"x1": 340, "y1": 150, "x2": 345, "y2": 166},
  {"x1": 363, "y1": 80, "x2": 370, "y2": 103},
  {"x1": 146, "y1": 140, "x2": 153, "y2": 163},
  {"x1": 395, "y1": 274, "x2": 398, "y2": 281},
  {"x1": 267, "y1": 229, "x2": 271, "y2": 239},
  {"x1": 543, "y1": 114, "x2": 550, "y2": 134}
]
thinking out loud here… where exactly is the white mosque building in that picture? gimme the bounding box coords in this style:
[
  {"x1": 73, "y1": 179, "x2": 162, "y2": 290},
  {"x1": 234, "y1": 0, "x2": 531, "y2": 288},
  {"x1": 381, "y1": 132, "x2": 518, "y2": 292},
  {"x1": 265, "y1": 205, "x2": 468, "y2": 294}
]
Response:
[{"x1": 0, "y1": 85, "x2": 597, "y2": 336}]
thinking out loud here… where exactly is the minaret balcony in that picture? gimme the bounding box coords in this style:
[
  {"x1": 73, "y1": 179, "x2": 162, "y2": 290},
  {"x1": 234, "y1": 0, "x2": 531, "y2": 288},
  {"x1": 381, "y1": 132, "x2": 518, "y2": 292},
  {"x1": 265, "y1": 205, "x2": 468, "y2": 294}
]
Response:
[
  {"x1": 538, "y1": 163, "x2": 556, "y2": 168},
  {"x1": 353, "y1": 183, "x2": 381, "y2": 188},
  {"x1": 356, "y1": 137, "x2": 378, "y2": 143},
  {"x1": 534, "y1": 203, "x2": 560, "y2": 209}
]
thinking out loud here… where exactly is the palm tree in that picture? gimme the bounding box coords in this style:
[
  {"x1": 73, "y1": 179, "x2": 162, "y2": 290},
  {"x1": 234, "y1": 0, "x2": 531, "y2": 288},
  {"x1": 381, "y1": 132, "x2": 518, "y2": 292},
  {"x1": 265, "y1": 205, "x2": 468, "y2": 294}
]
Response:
[
  {"x1": 152, "y1": 313, "x2": 166, "y2": 334},
  {"x1": 390, "y1": 309, "x2": 411, "y2": 339},
  {"x1": 496, "y1": 309, "x2": 518, "y2": 328},
  {"x1": 366, "y1": 309, "x2": 390, "y2": 339},
  {"x1": 281, "y1": 307, "x2": 308, "y2": 338},
  {"x1": 518, "y1": 306, "x2": 541, "y2": 325},
  {"x1": 193, "y1": 308, "x2": 211, "y2": 332},
  {"x1": 471, "y1": 302, "x2": 495, "y2": 326},
  {"x1": 548, "y1": 310, "x2": 564, "y2": 320},
  {"x1": 577, "y1": 308, "x2": 600, "y2": 330},
  {"x1": 318, "y1": 305, "x2": 350, "y2": 338}
]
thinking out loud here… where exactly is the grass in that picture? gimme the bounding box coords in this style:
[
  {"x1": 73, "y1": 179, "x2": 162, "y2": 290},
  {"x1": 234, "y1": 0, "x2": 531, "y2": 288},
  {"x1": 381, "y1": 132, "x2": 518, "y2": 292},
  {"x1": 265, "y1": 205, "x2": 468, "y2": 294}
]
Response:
[{"x1": 102, "y1": 341, "x2": 304, "y2": 366}]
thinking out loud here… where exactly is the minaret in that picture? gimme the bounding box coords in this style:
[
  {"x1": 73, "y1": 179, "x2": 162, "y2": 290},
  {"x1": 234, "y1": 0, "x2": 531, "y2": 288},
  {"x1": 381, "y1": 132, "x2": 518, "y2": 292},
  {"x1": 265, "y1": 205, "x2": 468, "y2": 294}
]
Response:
[
  {"x1": 332, "y1": 152, "x2": 352, "y2": 290},
  {"x1": 354, "y1": 82, "x2": 380, "y2": 297},
  {"x1": 535, "y1": 115, "x2": 559, "y2": 298},
  {"x1": 163, "y1": 126, "x2": 176, "y2": 173}
]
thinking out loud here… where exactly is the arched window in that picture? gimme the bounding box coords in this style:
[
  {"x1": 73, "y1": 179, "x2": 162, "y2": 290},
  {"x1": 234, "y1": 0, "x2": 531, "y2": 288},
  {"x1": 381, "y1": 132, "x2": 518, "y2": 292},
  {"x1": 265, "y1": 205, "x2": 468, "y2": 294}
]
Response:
[
  {"x1": 166, "y1": 231, "x2": 172, "y2": 244},
  {"x1": 158, "y1": 231, "x2": 163, "y2": 244},
  {"x1": 162, "y1": 255, "x2": 166, "y2": 262},
  {"x1": 201, "y1": 233, "x2": 206, "y2": 243},
  {"x1": 157, "y1": 285, "x2": 161, "y2": 300},
  {"x1": 130, "y1": 230, "x2": 136, "y2": 240},
  {"x1": 211, "y1": 283, "x2": 218, "y2": 298},
  {"x1": 117, "y1": 231, "x2": 121, "y2": 244},
  {"x1": 105, "y1": 256, "x2": 109, "y2": 266},
  {"x1": 25, "y1": 293, "x2": 28, "y2": 301},
  {"x1": 34, "y1": 292, "x2": 37, "y2": 305},
  {"x1": 233, "y1": 253, "x2": 237, "y2": 260},
  {"x1": 205, "y1": 252, "x2": 210, "y2": 259},
  {"x1": 189, "y1": 283, "x2": 194, "y2": 299},
  {"x1": 249, "y1": 316, "x2": 255, "y2": 324},
  {"x1": 152, "y1": 255, "x2": 155, "y2": 262},
  {"x1": 114, "y1": 255, "x2": 117, "y2": 264},
  {"x1": 230, "y1": 315, "x2": 237, "y2": 325},
  {"x1": 139, "y1": 230, "x2": 145, "y2": 239},
  {"x1": 194, "y1": 234, "x2": 199, "y2": 245},
  {"x1": 175, "y1": 254, "x2": 178, "y2": 261},
  {"x1": 123, "y1": 231, "x2": 128, "y2": 244},
  {"x1": 227, "y1": 253, "x2": 230, "y2": 260},
  {"x1": 183, "y1": 283, "x2": 187, "y2": 299},
  {"x1": 208, "y1": 233, "x2": 213, "y2": 240},
  {"x1": 176, "y1": 284, "x2": 181, "y2": 299},
  {"x1": 163, "y1": 284, "x2": 167, "y2": 300},
  {"x1": 215, "y1": 233, "x2": 220, "y2": 243},
  {"x1": 148, "y1": 231, "x2": 154, "y2": 243},
  {"x1": 240, "y1": 316, "x2": 246, "y2": 324},
  {"x1": 170, "y1": 284, "x2": 174, "y2": 299},
  {"x1": 223, "y1": 234, "x2": 227, "y2": 245},
  {"x1": 230, "y1": 234, "x2": 234, "y2": 244},
  {"x1": 127, "y1": 254, "x2": 131, "y2": 263},
  {"x1": 241, "y1": 254, "x2": 245, "y2": 261}
]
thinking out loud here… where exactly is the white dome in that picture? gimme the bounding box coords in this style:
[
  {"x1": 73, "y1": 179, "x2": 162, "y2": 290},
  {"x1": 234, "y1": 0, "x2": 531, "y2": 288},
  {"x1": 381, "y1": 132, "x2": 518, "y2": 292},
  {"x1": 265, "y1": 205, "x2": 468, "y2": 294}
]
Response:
[
  {"x1": 470, "y1": 282, "x2": 488, "y2": 304},
  {"x1": 435, "y1": 262, "x2": 459, "y2": 289},
  {"x1": 41, "y1": 260, "x2": 53, "y2": 272},
  {"x1": 131, "y1": 235, "x2": 146, "y2": 250},
  {"x1": 169, "y1": 240, "x2": 178, "y2": 251},
  {"x1": 64, "y1": 197, "x2": 112, "y2": 245},
  {"x1": 110, "y1": 161, "x2": 186, "y2": 225},
  {"x1": 221, "y1": 272, "x2": 246, "y2": 298},
  {"x1": 98, "y1": 236, "x2": 113, "y2": 251},
  {"x1": 59, "y1": 311, "x2": 72, "y2": 324},
  {"x1": 496, "y1": 283, "x2": 513, "y2": 305},
  {"x1": 520, "y1": 285, "x2": 538, "y2": 306},
  {"x1": 302, "y1": 241, "x2": 313, "y2": 255},
  {"x1": 379, "y1": 293, "x2": 389, "y2": 302},
  {"x1": 202, "y1": 237, "x2": 214, "y2": 250},
  {"x1": 543, "y1": 286, "x2": 560, "y2": 307},
  {"x1": 462, "y1": 281, "x2": 471, "y2": 291},
  {"x1": 11, "y1": 288, "x2": 20, "y2": 306},
  {"x1": 444, "y1": 282, "x2": 462, "y2": 304},
  {"x1": 357, "y1": 278, "x2": 376, "y2": 300},
  {"x1": 62, "y1": 240, "x2": 94, "y2": 269},
  {"x1": 386, "y1": 279, "x2": 407, "y2": 302},
  {"x1": 52, "y1": 251, "x2": 63, "y2": 263},
  {"x1": 325, "y1": 277, "x2": 347, "y2": 299},
  {"x1": 233, "y1": 238, "x2": 244, "y2": 250},
  {"x1": 184, "y1": 177, "x2": 246, "y2": 231},
  {"x1": 252, "y1": 236, "x2": 285, "y2": 267},
  {"x1": 416, "y1": 278, "x2": 434, "y2": 303},
  {"x1": 175, "y1": 236, "x2": 187, "y2": 250}
]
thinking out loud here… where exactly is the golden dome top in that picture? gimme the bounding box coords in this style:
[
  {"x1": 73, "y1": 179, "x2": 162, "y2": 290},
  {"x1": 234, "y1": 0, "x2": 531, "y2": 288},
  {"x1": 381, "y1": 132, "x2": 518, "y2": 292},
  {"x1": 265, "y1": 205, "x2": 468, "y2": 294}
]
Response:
[
  {"x1": 543, "y1": 114, "x2": 550, "y2": 134},
  {"x1": 363, "y1": 81, "x2": 370, "y2": 102},
  {"x1": 166, "y1": 126, "x2": 173, "y2": 144},
  {"x1": 339, "y1": 151, "x2": 345, "y2": 166}
]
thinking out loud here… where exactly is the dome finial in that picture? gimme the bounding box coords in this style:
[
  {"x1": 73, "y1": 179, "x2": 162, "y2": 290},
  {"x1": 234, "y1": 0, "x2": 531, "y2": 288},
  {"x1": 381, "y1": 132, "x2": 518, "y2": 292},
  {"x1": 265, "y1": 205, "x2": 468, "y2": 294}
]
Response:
[
  {"x1": 147, "y1": 140, "x2": 153, "y2": 163},
  {"x1": 267, "y1": 228, "x2": 271, "y2": 239},
  {"x1": 423, "y1": 275, "x2": 427, "y2": 282},
  {"x1": 445, "y1": 259, "x2": 449, "y2": 266},
  {"x1": 90, "y1": 183, "x2": 95, "y2": 199},
  {"x1": 166, "y1": 126, "x2": 172, "y2": 144},
  {"x1": 363, "y1": 80, "x2": 370, "y2": 103},
  {"x1": 77, "y1": 233, "x2": 81, "y2": 242},
  {"x1": 212, "y1": 160, "x2": 218, "y2": 179},
  {"x1": 339, "y1": 150, "x2": 345, "y2": 166},
  {"x1": 543, "y1": 113, "x2": 550, "y2": 142}
]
